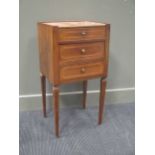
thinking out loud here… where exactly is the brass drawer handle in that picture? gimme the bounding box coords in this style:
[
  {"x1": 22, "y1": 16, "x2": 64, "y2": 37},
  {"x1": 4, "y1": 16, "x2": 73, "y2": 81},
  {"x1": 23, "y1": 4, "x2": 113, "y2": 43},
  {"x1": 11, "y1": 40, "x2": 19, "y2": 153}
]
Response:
[
  {"x1": 80, "y1": 68, "x2": 86, "y2": 73},
  {"x1": 81, "y1": 31, "x2": 87, "y2": 35},
  {"x1": 81, "y1": 48, "x2": 86, "y2": 54}
]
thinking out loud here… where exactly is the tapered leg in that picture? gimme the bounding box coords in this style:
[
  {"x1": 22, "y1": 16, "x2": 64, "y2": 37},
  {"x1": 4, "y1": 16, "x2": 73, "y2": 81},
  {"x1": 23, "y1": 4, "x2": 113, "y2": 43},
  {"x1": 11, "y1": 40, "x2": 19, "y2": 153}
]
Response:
[
  {"x1": 40, "y1": 74, "x2": 47, "y2": 117},
  {"x1": 98, "y1": 78, "x2": 106, "y2": 125},
  {"x1": 82, "y1": 80, "x2": 87, "y2": 109},
  {"x1": 53, "y1": 85, "x2": 59, "y2": 137}
]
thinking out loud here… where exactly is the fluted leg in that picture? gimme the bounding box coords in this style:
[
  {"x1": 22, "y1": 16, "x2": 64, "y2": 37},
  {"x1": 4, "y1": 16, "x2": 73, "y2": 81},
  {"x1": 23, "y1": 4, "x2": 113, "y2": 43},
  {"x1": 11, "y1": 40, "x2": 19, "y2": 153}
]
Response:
[
  {"x1": 82, "y1": 80, "x2": 87, "y2": 109},
  {"x1": 53, "y1": 85, "x2": 60, "y2": 137},
  {"x1": 98, "y1": 78, "x2": 106, "y2": 125},
  {"x1": 40, "y1": 74, "x2": 47, "y2": 117}
]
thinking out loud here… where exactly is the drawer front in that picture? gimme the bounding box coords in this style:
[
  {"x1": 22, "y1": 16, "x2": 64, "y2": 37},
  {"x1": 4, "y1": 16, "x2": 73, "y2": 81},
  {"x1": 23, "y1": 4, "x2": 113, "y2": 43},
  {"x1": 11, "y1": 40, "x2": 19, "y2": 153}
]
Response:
[
  {"x1": 58, "y1": 27, "x2": 105, "y2": 42},
  {"x1": 60, "y1": 62, "x2": 105, "y2": 82},
  {"x1": 59, "y1": 42, "x2": 105, "y2": 61}
]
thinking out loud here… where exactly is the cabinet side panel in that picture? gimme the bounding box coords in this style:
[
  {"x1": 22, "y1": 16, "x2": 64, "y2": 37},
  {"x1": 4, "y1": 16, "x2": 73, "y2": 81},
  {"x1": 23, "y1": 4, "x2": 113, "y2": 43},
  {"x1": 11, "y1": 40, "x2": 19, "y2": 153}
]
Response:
[
  {"x1": 37, "y1": 24, "x2": 49, "y2": 77},
  {"x1": 37, "y1": 24, "x2": 54, "y2": 82}
]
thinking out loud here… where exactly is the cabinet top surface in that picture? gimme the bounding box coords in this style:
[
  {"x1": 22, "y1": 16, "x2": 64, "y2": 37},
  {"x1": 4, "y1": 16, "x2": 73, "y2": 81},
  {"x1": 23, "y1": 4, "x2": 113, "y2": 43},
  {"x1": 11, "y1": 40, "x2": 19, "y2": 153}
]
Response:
[{"x1": 43, "y1": 21, "x2": 106, "y2": 28}]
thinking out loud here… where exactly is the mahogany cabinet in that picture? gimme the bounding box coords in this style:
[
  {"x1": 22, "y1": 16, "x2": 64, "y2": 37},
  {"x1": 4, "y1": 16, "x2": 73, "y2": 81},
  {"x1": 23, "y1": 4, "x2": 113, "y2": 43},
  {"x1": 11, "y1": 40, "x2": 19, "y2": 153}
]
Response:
[{"x1": 37, "y1": 21, "x2": 110, "y2": 137}]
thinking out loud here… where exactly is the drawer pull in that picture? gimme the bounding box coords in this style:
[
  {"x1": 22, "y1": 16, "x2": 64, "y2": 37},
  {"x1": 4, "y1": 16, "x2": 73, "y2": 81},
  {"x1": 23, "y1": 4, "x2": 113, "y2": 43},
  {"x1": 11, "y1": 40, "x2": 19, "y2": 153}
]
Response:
[
  {"x1": 81, "y1": 31, "x2": 87, "y2": 35},
  {"x1": 80, "y1": 68, "x2": 86, "y2": 73},
  {"x1": 81, "y1": 48, "x2": 86, "y2": 54}
]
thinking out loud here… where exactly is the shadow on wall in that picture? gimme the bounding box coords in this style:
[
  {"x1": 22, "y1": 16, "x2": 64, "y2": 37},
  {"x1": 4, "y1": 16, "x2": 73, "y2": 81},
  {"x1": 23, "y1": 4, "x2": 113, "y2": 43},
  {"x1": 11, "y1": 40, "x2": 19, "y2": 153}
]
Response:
[
  {"x1": 46, "y1": 82, "x2": 83, "y2": 110},
  {"x1": 107, "y1": 49, "x2": 120, "y2": 89}
]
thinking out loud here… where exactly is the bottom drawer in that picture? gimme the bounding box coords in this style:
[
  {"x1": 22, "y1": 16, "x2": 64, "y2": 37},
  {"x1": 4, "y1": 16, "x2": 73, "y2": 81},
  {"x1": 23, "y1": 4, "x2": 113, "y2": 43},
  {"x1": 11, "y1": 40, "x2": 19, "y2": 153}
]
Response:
[{"x1": 60, "y1": 62, "x2": 105, "y2": 82}]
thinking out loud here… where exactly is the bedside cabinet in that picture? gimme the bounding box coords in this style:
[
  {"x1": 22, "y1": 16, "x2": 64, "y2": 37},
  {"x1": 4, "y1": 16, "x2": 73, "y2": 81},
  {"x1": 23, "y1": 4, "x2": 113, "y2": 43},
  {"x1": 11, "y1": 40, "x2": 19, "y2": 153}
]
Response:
[{"x1": 37, "y1": 21, "x2": 110, "y2": 137}]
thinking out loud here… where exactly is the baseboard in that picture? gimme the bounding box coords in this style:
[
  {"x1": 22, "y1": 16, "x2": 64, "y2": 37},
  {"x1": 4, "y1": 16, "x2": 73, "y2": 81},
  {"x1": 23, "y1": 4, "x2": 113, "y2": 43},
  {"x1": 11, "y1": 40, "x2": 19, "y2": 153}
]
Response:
[{"x1": 19, "y1": 88, "x2": 135, "y2": 111}]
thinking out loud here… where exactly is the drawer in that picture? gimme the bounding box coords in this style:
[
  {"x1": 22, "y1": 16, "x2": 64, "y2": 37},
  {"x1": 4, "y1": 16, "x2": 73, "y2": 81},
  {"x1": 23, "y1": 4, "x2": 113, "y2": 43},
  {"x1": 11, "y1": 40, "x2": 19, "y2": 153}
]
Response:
[
  {"x1": 59, "y1": 42, "x2": 105, "y2": 61},
  {"x1": 60, "y1": 62, "x2": 105, "y2": 82},
  {"x1": 58, "y1": 27, "x2": 105, "y2": 42}
]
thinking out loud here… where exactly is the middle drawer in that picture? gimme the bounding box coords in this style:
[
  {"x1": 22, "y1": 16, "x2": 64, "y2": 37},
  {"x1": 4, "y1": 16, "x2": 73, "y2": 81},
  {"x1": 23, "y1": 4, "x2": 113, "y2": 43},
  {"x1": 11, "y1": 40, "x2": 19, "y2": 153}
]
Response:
[{"x1": 59, "y1": 42, "x2": 105, "y2": 61}]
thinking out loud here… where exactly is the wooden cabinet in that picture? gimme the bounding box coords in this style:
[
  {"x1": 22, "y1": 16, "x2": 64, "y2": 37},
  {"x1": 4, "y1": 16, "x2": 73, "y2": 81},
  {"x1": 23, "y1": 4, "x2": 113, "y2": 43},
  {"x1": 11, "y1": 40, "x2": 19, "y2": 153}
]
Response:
[{"x1": 37, "y1": 21, "x2": 110, "y2": 137}]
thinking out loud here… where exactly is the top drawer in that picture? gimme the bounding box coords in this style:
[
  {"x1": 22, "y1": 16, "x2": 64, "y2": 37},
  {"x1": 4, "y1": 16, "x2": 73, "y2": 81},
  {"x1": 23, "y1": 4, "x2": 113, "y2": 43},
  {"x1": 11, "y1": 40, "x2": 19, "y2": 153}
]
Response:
[{"x1": 58, "y1": 27, "x2": 106, "y2": 42}]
